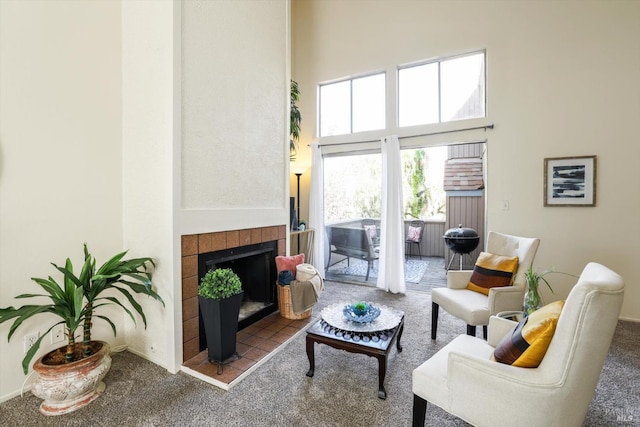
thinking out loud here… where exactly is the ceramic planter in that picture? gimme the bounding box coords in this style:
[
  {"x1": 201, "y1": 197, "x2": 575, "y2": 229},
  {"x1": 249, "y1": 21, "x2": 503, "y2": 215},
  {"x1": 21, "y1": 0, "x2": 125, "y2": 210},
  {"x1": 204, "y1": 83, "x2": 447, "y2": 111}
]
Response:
[
  {"x1": 31, "y1": 341, "x2": 112, "y2": 415},
  {"x1": 199, "y1": 291, "x2": 243, "y2": 364}
]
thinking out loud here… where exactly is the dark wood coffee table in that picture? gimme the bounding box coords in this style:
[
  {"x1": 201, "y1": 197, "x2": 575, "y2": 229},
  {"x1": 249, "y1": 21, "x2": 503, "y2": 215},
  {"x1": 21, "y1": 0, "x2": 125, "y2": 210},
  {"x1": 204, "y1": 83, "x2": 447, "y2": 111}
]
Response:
[{"x1": 305, "y1": 314, "x2": 404, "y2": 399}]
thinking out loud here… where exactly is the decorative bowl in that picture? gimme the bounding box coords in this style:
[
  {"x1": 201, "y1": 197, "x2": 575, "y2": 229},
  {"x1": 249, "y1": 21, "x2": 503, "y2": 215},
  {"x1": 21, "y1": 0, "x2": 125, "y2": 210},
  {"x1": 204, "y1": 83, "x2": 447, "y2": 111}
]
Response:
[{"x1": 343, "y1": 302, "x2": 381, "y2": 323}]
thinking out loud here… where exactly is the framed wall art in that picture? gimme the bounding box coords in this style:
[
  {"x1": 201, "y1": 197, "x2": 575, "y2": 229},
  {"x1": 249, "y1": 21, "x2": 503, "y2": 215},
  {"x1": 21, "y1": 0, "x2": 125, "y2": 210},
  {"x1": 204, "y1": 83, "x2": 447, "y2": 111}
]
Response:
[{"x1": 544, "y1": 155, "x2": 596, "y2": 207}]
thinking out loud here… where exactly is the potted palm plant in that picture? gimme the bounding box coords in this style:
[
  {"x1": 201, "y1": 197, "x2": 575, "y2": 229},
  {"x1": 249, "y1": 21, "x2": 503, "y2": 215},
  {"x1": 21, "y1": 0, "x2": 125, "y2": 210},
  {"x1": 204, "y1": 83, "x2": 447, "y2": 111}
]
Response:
[
  {"x1": 198, "y1": 267, "x2": 243, "y2": 372},
  {"x1": 0, "y1": 244, "x2": 163, "y2": 415}
]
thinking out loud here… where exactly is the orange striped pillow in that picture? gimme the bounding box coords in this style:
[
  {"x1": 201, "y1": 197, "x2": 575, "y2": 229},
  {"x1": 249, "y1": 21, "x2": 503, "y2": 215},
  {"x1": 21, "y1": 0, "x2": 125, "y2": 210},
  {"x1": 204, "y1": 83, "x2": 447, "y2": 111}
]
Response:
[
  {"x1": 466, "y1": 252, "x2": 519, "y2": 295},
  {"x1": 493, "y1": 300, "x2": 565, "y2": 367}
]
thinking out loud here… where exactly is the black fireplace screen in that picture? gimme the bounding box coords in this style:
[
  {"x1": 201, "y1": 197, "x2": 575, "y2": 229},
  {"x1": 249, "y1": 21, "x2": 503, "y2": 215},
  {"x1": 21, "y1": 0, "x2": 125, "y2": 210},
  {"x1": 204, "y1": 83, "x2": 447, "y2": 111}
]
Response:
[{"x1": 197, "y1": 240, "x2": 278, "y2": 339}]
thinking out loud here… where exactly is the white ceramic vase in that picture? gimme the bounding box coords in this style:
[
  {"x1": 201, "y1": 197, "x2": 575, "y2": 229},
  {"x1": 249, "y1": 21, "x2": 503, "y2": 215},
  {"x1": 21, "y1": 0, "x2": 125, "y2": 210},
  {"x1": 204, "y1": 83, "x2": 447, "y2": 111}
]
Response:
[{"x1": 31, "y1": 341, "x2": 112, "y2": 415}]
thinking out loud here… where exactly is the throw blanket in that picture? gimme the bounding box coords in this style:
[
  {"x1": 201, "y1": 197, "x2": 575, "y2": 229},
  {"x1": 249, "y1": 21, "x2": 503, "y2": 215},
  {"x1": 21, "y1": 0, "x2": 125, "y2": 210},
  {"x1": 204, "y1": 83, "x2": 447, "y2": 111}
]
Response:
[
  {"x1": 289, "y1": 280, "x2": 317, "y2": 314},
  {"x1": 296, "y1": 263, "x2": 324, "y2": 298}
]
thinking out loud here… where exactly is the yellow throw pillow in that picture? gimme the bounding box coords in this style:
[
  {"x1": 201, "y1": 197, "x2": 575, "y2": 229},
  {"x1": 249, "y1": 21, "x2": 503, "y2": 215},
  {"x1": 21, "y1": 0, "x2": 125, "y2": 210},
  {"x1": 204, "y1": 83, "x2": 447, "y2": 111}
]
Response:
[
  {"x1": 493, "y1": 300, "x2": 565, "y2": 368},
  {"x1": 466, "y1": 252, "x2": 519, "y2": 295}
]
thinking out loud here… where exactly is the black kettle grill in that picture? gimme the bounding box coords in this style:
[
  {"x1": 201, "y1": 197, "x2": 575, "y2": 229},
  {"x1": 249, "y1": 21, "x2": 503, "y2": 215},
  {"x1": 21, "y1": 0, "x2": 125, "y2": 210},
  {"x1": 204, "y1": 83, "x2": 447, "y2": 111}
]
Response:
[{"x1": 443, "y1": 225, "x2": 480, "y2": 270}]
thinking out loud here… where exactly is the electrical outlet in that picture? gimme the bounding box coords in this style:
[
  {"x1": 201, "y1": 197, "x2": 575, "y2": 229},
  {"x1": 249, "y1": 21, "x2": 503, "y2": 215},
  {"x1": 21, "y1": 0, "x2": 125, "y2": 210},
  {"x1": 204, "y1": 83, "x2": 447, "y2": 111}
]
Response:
[
  {"x1": 51, "y1": 325, "x2": 65, "y2": 344},
  {"x1": 24, "y1": 332, "x2": 39, "y2": 354}
]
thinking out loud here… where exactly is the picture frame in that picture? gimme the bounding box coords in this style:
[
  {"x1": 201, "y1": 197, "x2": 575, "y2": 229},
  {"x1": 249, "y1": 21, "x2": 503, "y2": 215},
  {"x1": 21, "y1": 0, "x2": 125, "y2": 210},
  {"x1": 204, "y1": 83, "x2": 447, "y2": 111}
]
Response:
[{"x1": 544, "y1": 155, "x2": 596, "y2": 207}]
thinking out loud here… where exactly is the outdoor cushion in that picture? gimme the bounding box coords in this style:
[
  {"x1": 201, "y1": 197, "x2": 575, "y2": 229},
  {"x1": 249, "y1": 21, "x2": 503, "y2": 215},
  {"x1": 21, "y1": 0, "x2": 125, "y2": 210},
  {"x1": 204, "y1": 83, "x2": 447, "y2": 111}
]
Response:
[
  {"x1": 364, "y1": 224, "x2": 377, "y2": 239},
  {"x1": 407, "y1": 226, "x2": 422, "y2": 242}
]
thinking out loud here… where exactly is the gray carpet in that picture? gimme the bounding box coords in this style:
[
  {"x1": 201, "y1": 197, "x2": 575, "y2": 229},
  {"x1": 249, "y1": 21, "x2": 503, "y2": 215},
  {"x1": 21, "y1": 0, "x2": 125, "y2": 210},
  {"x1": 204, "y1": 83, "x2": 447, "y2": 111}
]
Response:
[{"x1": 1, "y1": 281, "x2": 638, "y2": 426}]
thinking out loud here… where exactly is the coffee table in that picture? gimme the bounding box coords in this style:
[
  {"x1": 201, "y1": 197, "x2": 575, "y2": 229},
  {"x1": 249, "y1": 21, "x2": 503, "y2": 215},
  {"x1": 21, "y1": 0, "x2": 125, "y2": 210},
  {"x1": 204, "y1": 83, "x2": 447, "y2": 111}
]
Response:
[{"x1": 305, "y1": 304, "x2": 404, "y2": 399}]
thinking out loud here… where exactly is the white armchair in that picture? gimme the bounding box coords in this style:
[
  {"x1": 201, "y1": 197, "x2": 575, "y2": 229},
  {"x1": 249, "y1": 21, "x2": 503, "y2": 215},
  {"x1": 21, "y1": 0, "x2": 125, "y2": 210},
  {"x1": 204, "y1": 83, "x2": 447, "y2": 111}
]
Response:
[
  {"x1": 413, "y1": 262, "x2": 625, "y2": 427},
  {"x1": 431, "y1": 231, "x2": 540, "y2": 339}
]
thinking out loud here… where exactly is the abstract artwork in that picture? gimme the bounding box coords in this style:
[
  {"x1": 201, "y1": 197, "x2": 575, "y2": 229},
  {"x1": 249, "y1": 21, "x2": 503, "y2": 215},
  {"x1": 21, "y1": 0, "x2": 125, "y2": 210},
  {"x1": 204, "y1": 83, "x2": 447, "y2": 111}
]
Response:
[{"x1": 544, "y1": 156, "x2": 596, "y2": 207}]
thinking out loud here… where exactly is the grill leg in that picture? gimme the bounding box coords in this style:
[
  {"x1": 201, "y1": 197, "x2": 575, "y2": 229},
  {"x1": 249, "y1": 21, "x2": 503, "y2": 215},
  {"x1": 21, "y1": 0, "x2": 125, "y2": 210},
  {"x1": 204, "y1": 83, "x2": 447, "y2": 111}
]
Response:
[{"x1": 446, "y1": 253, "x2": 457, "y2": 270}]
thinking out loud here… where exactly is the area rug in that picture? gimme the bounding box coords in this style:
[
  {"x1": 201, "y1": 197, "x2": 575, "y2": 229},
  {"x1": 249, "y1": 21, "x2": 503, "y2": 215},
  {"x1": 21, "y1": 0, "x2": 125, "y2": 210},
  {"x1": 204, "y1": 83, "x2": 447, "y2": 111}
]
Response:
[{"x1": 327, "y1": 258, "x2": 428, "y2": 283}]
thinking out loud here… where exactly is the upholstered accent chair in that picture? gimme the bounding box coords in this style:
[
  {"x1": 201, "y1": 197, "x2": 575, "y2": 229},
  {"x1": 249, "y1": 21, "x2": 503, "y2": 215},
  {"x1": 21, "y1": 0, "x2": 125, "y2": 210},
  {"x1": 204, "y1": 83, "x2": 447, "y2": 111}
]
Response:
[
  {"x1": 412, "y1": 262, "x2": 625, "y2": 427},
  {"x1": 431, "y1": 231, "x2": 540, "y2": 339}
]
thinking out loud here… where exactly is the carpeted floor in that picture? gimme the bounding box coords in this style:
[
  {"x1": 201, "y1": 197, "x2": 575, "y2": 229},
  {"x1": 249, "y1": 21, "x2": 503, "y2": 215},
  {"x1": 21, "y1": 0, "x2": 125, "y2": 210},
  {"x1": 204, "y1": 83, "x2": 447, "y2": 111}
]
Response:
[
  {"x1": 0, "y1": 281, "x2": 638, "y2": 426},
  {"x1": 327, "y1": 258, "x2": 429, "y2": 283}
]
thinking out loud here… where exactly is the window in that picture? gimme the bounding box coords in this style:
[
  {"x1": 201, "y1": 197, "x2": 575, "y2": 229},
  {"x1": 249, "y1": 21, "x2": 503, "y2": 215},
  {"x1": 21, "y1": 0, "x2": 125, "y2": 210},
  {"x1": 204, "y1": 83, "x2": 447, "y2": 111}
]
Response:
[
  {"x1": 401, "y1": 146, "x2": 447, "y2": 220},
  {"x1": 319, "y1": 73, "x2": 385, "y2": 137},
  {"x1": 323, "y1": 147, "x2": 447, "y2": 223},
  {"x1": 399, "y1": 51, "x2": 485, "y2": 127},
  {"x1": 323, "y1": 153, "x2": 382, "y2": 223}
]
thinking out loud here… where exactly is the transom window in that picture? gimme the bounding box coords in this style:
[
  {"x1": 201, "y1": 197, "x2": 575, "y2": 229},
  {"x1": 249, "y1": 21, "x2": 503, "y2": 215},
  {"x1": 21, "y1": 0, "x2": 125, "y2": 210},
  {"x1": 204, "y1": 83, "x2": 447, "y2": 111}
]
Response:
[
  {"x1": 399, "y1": 51, "x2": 485, "y2": 127},
  {"x1": 319, "y1": 73, "x2": 386, "y2": 137}
]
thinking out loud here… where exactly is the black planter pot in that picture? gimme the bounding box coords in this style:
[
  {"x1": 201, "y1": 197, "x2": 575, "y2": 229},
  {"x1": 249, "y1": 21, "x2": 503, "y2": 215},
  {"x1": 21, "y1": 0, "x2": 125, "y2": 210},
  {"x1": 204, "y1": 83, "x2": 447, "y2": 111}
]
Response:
[{"x1": 198, "y1": 291, "x2": 244, "y2": 364}]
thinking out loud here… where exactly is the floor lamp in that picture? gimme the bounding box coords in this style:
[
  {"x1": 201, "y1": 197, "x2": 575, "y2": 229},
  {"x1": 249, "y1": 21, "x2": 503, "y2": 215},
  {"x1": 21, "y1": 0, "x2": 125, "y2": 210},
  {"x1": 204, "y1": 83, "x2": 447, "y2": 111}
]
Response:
[{"x1": 295, "y1": 172, "x2": 302, "y2": 252}]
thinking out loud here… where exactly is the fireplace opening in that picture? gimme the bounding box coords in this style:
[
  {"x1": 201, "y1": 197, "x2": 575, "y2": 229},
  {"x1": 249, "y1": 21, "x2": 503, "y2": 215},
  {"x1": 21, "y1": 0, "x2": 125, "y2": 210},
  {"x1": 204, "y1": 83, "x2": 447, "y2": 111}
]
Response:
[{"x1": 197, "y1": 240, "x2": 278, "y2": 351}]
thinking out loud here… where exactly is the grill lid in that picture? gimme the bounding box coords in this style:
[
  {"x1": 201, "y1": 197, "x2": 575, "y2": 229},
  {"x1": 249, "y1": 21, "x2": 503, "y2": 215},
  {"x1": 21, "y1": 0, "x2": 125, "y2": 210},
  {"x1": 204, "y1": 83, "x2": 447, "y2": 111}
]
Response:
[{"x1": 443, "y1": 224, "x2": 479, "y2": 239}]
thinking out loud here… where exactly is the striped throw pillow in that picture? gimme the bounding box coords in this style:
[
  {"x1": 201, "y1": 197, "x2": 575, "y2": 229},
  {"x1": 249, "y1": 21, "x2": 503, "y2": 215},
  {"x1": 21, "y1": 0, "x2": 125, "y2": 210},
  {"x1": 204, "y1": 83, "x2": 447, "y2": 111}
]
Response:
[
  {"x1": 492, "y1": 300, "x2": 565, "y2": 368},
  {"x1": 466, "y1": 252, "x2": 519, "y2": 295}
]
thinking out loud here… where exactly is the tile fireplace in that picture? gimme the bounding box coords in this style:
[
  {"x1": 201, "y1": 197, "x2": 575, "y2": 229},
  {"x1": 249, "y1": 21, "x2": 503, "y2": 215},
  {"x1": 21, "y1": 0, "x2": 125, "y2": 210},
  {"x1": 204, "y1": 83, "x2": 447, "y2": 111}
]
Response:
[{"x1": 181, "y1": 226, "x2": 286, "y2": 362}]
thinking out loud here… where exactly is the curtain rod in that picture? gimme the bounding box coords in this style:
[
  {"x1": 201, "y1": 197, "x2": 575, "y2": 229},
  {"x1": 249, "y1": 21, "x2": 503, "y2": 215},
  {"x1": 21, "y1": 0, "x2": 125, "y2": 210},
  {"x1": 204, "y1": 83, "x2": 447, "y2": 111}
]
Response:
[{"x1": 314, "y1": 123, "x2": 494, "y2": 147}]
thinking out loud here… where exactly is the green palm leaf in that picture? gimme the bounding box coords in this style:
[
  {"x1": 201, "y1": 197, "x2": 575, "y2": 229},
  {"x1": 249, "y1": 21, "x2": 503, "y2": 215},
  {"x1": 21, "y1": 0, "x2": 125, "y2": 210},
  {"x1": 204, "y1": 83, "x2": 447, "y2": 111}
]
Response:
[{"x1": 1, "y1": 243, "x2": 163, "y2": 373}]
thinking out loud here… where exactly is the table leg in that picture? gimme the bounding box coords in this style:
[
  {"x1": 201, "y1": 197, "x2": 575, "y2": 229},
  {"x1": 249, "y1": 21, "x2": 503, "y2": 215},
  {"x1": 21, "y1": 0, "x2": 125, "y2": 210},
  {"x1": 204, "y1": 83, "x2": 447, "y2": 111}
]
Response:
[
  {"x1": 377, "y1": 354, "x2": 387, "y2": 400},
  {"x1": 305, "y1": 336, "x2": 315, "y2": 377},
  {"x1": 396, "y1": 322, "x2": 404, "y2": 352}
]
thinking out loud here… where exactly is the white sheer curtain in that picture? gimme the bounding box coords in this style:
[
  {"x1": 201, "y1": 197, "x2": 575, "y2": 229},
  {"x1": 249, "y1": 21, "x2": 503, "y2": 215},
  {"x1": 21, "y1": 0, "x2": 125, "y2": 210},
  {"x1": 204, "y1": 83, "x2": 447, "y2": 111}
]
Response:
[
  {"x1": 308, "y1": 143, "x2": 326, "y2": 277},
  {"x1": 377, "y1": 135, "x2": 406, "y2": 294}
]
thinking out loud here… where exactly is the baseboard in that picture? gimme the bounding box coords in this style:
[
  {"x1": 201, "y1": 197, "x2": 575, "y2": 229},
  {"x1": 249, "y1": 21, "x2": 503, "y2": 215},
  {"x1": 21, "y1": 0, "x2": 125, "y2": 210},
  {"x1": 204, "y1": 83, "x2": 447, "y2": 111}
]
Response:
[{"x1": 0, "y1": 370, "x2": 37, "y2": 404}]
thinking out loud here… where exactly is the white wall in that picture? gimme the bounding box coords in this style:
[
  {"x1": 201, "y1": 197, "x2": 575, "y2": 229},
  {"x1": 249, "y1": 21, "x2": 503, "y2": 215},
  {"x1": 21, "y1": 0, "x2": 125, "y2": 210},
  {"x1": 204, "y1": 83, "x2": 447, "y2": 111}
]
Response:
[
  {"x1": 0, "y1": 0, "x2": 290, "y2": 401},
  {"x1": 121, "y1": 0, "x2": 177, "y2": 371},
  {"x1": 121, "y1": 0, "x2": 291, "y2": 375},
  {"x1": 180, "y1": 0, "x2": 290, "y2": 235},
  {"x1": 293, "y1": 0, "x2": 640, "y2": 320},
  {"x1": 0, "y1": 1, "x2": 123, "y2": 399}
]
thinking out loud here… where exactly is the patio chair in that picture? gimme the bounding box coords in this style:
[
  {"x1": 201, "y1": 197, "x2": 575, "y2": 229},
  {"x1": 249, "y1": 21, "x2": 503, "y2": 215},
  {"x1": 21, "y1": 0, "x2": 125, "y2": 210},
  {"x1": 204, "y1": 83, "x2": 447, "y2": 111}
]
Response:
[{"x1": 405, "y1": 220, "x2": 425, "y2": 259}]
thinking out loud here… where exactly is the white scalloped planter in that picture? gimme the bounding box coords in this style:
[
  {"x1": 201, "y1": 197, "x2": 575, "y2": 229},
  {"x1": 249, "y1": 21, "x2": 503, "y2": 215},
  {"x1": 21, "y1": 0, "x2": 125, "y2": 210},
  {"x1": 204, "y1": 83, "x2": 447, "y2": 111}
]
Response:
[{"x1": 31, "y1": 341, "x2": 112, "y2": 415}]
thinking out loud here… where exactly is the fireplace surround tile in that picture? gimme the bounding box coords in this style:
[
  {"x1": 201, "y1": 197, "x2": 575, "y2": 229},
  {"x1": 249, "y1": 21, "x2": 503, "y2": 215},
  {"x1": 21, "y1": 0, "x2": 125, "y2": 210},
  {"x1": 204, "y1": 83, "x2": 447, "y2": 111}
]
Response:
[
  {"x1": 238, "y1": 229, "x2": 252, "y2": 246},
  {"x1": 225, "y1": 230, "x2": 240, "y2": 248},
  {"x1": 181, "y1": 225, "x2": 287, "y2": 363},
  {"x1": 182, "y1": 235, "x2": 198, "y2": 256},
  {"x1": 182, "y1": 255, "x2": 197, "y2": 279},
  {"x1": 197, "y1": 233, "x2": 213, "y2": 253},
  {"x1": 183, "y1": 276, "x2": 198, "y2": 299},
  {"x1": 183, "y1": 316, "x2": 199, "y2": 342},
  {"x1": 261, "y1": 226, "x2": 278, "y2": 242},
  {"x1": 182, "y1": 310, "x2": 316, "y2": 386},
  {"x1": 250, "y1": 228, "x2": 262, "y2": 244},
  {"x1": 211, "y1": 232, "x2": 226, "y2": 251},
  {"x1": 182, "y1": 296, "x2": 198, "y2": 321}
]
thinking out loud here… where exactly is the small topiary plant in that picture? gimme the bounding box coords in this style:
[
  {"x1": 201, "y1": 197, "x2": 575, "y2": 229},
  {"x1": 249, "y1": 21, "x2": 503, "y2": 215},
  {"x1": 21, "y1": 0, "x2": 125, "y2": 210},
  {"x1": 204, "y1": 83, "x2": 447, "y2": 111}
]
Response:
[
  {"x1": 198, "y1": 268, "x2": 242, "y2": 300},
  {"x1": 353, "y1": 301, "x2": 369, "y2": 315}
]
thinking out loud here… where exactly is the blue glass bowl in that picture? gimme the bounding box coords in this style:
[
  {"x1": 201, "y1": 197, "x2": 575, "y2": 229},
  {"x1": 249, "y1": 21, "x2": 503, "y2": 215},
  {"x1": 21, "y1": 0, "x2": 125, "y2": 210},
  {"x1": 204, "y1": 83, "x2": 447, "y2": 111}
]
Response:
[{"x1": 343, "y1": 303, "x2": 381, "y2": 323}]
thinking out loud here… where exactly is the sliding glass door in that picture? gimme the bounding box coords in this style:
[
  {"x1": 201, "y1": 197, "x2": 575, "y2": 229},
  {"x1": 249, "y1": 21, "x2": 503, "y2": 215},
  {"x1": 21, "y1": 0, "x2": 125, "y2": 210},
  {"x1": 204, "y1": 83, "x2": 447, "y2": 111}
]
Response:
[{"x1": 323, "y1": 146, "x2": 451, "y2": 288}]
